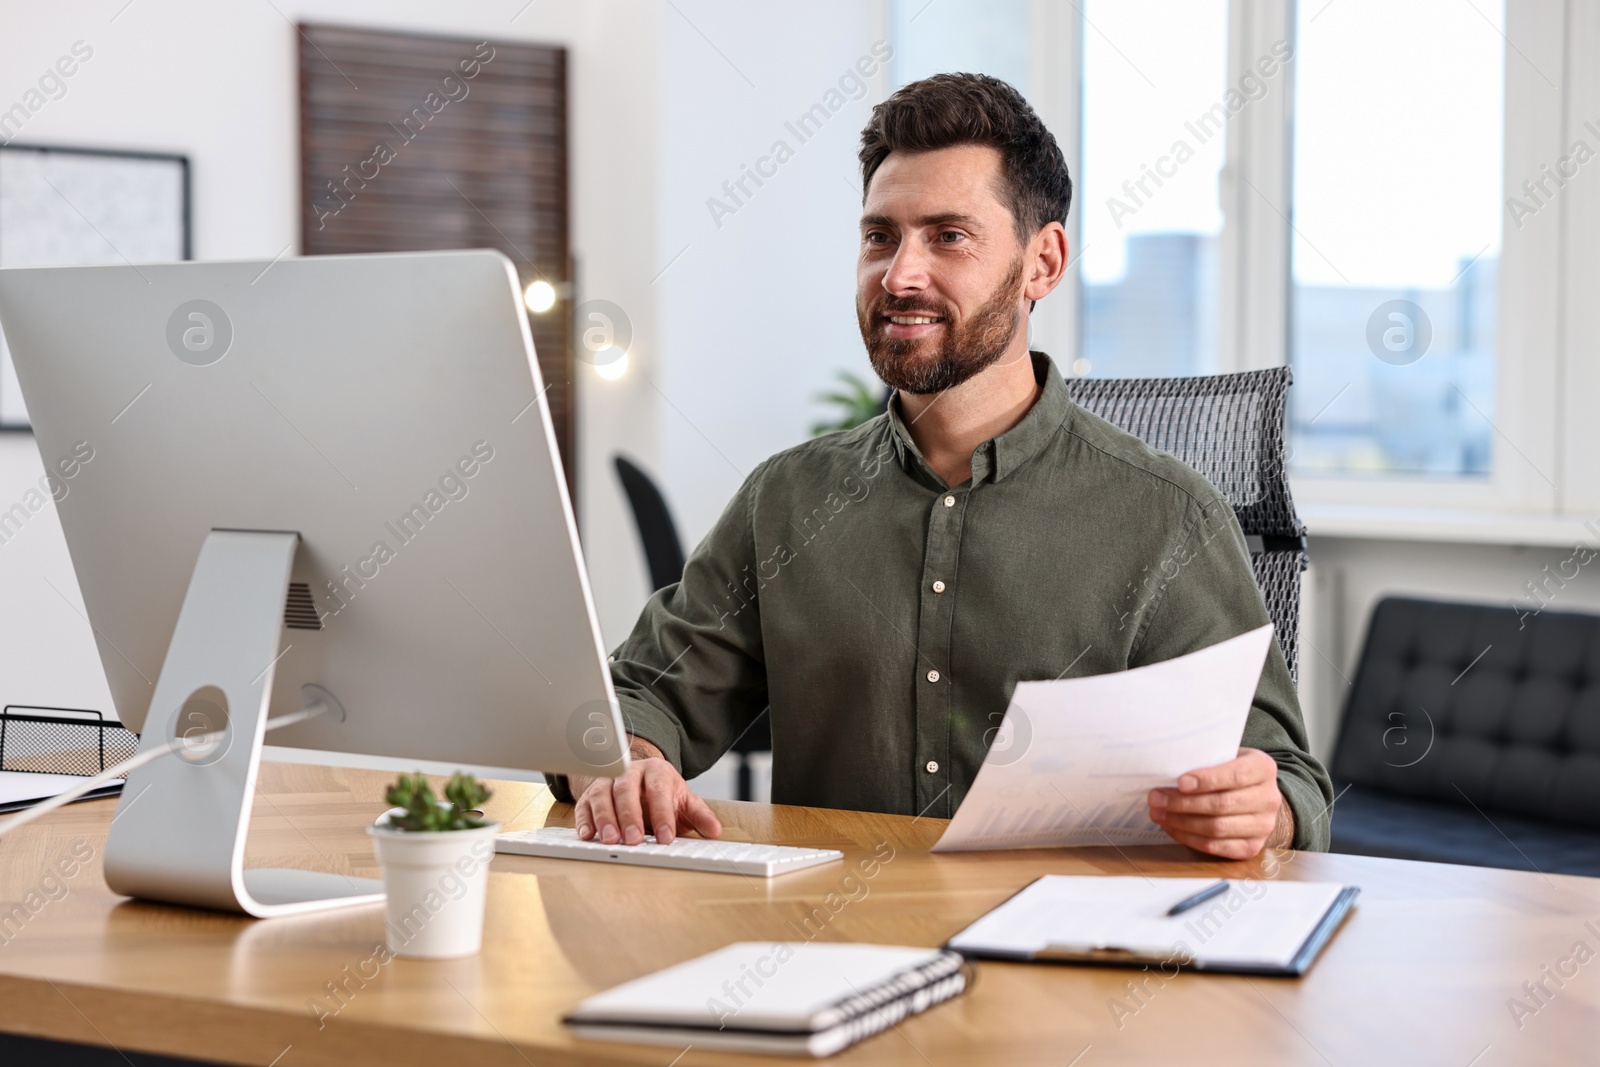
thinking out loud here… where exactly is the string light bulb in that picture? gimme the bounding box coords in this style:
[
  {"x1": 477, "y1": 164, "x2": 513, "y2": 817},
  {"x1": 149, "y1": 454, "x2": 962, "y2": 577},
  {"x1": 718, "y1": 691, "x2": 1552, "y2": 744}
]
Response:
[
  {"x1": 523, "y1": 280, "x2": 556, "y2": 314},
  {"x1": 593, "y1": 346, "x2": 629, "y2": 380}
]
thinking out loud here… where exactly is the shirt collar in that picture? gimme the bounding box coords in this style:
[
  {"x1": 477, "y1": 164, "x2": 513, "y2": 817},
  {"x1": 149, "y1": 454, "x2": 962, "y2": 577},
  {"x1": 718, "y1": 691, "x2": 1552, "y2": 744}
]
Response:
[{"x1": 885, "y1": 351, "x2": 1072, "y2": 486}]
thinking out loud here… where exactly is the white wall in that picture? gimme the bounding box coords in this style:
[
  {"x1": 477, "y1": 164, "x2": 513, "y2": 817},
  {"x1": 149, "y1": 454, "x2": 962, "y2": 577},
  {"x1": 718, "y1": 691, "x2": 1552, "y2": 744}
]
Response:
[{"x1": 653, "y1": 1, "x2": 888, "y2": 549}]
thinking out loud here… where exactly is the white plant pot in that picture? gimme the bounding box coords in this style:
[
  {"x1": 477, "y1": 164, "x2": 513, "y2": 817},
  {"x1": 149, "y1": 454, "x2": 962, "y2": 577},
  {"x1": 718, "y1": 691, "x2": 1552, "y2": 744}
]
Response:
[{"x1": 368, "y1": 812, "x2": 500, "y2": 959}]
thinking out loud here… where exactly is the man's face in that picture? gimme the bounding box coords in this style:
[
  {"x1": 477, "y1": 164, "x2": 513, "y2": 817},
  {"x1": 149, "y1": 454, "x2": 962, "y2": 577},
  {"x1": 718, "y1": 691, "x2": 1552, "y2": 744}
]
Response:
[{"x1": 857, "y1": 144, "x2": 1028, "y2": 395}]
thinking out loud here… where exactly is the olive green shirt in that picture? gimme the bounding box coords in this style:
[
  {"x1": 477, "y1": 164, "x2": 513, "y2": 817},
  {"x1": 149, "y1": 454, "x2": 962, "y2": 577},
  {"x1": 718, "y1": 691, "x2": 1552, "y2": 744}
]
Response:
[{"x1": 605, "y1": 352, "x2": 1332, "y2": 850}]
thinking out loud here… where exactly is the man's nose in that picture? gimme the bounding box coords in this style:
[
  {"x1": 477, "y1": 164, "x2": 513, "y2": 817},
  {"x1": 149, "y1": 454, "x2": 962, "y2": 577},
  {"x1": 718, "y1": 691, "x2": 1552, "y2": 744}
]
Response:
[{"x1": 882, "y1": 240, "x2": 931, "y2": 295}]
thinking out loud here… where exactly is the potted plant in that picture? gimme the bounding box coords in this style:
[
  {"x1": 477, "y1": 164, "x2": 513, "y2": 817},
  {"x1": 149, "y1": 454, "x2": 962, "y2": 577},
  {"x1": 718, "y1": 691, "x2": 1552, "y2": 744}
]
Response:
[
  {"x1": 810, "y1": 370, "x2": 889, "y2": 436},
  {"x1": 368, "y1": 771, "x2": 499, "y2": 959}
]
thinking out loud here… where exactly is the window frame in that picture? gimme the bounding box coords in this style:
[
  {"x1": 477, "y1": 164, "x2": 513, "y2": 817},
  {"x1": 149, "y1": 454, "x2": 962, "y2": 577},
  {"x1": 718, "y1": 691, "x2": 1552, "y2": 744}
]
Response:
[
  {"x1": 1057, "y1": 0, "x2": 1585, "y2": 522},
  {"x1": 1025, "y1": 0, "x2": 1081, "y2": 369},
  {"x1": 1231, "y1": 0, "x2": 1567, "y2": 516}
]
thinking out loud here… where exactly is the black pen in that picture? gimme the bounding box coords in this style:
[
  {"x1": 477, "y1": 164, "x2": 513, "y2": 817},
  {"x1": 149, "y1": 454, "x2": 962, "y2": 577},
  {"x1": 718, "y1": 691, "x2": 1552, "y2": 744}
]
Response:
[{"x1": 1166, "y1": 880, "x2": 1230, "y2": 917}]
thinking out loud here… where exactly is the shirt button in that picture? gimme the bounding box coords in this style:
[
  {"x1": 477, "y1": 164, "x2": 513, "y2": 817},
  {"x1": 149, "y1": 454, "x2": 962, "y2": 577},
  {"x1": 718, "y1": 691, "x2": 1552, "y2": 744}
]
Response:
[
  {"x1": 932, "y1": 580, "x2": 946, "y2": 593},
  {"x1": 925, "y1": 760, "x2": 939, "y2": 774},
  {"x1": 943, "y1": 495, "x2": 955, "y2": 507},
  {"x1": 926, "y1": 669, "x2": 940, "y2": 683}
]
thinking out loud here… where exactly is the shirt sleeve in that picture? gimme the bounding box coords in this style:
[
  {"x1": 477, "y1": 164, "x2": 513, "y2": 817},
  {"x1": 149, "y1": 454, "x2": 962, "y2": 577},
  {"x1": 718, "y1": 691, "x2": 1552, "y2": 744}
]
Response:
[
  {"x1": 1128, "y1": 494, "x2": 1335, "y2": 851},
  {"x1": 603, "y1": 461, "x2": 772, "y2": 780}
]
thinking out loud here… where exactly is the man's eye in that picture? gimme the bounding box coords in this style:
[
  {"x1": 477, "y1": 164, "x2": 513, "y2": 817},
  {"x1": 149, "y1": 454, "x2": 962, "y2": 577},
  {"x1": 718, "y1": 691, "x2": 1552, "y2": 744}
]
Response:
[
  {"x1": 865, "y1": 231, "x2": 889, "y2": 244},
  {"x1": 938, "y1": 231, "x2": 964, "y2": 243}
]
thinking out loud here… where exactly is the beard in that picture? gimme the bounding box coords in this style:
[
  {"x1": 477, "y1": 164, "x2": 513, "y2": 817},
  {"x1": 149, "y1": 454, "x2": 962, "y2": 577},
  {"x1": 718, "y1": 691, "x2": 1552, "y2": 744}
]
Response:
[{"x1": 857, "y1": 253, "x2": 1026, "y2": 395}]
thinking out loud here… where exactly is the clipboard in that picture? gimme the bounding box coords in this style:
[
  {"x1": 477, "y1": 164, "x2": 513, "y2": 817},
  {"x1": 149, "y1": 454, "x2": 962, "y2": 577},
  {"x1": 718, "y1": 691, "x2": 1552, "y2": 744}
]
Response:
[{"x1": 944, "y1": 875, "x2": 1360, "y2": 977}]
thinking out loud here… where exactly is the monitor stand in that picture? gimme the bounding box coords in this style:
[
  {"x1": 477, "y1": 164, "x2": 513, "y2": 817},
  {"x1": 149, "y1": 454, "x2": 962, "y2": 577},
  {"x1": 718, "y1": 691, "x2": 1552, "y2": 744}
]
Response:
[{"x1": 102, "y1": 529, "x2": 385, "y2": 917}]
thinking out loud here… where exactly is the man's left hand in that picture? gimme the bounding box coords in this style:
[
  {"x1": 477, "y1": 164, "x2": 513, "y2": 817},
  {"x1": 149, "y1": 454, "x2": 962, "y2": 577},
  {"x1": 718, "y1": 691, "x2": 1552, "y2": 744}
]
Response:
[{"x1": 1148, "y1": 748, "x2": 1293, "y2": 859}]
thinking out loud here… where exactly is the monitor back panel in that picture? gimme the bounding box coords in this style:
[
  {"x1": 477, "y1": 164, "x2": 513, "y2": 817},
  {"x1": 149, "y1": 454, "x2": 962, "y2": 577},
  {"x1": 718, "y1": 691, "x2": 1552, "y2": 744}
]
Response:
[{"x1": 0, "y1": 250, "x2": 625, "y2": 780}]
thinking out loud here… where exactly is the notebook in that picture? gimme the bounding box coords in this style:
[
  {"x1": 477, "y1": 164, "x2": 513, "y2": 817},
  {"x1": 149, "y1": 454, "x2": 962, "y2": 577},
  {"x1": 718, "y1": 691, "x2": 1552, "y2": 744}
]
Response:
[
  {"x1": 564, "y1": 942, "x2": 968, "y2": 1057},
  {"x1": 946, "y1": 875, "x2": 1358, "y2": 976}
]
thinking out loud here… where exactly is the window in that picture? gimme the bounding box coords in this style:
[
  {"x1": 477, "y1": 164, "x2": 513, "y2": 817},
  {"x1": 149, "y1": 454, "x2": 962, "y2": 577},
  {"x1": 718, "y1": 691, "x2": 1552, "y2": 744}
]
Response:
[
  {"x1": 1288, "y1": 0, "x2": 1505, "y2": 477},
  {"x1": 1078, "y1": 0, "x2": 1230, "y2": 379}
]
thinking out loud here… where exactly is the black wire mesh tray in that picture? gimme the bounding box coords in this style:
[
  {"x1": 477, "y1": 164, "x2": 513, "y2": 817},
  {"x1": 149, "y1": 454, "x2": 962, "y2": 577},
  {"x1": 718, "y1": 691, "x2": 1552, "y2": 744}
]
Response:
[{"x1": 0, "y1": 705, "x2": 139, "y2": 813}]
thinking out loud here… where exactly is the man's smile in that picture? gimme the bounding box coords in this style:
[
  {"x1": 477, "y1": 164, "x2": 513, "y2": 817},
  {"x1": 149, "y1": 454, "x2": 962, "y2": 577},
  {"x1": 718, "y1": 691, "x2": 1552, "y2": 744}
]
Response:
[{"x1": 883, "y1": 313, "x2": 945, "y2": 338}]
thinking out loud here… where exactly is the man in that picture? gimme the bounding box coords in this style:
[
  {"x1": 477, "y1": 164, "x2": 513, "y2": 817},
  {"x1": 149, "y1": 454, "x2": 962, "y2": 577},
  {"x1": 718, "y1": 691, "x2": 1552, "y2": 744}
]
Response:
[{"x1": 561, "y1": 73, "x2": 1333, "y2": 859}]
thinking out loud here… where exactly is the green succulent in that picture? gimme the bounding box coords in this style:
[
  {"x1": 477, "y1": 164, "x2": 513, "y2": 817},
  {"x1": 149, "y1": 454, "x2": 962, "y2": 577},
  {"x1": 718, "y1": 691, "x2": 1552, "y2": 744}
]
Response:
[{"x1": 383, "y1": 771, "x2": 493, "y2": 832}]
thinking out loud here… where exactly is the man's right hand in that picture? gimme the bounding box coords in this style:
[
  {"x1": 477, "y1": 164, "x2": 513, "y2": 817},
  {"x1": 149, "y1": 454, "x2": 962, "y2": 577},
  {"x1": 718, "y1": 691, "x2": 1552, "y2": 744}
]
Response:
[{"x1": 571, "y1": 737, "x2": 721, "y2": 846}]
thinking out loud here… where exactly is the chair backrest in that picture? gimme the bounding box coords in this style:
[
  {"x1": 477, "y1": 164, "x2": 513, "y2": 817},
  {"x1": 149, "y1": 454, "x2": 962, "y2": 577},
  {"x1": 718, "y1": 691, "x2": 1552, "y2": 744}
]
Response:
[
  {"x1": 1331, "y1": 596, "x2": 1600, "y2": 829},
  {"x1": 613, "y1": 454, "x2": 687, "y2": 593},
  {"x1": 1065, "y1": 367, "x2": 1307, "y2": 684}
]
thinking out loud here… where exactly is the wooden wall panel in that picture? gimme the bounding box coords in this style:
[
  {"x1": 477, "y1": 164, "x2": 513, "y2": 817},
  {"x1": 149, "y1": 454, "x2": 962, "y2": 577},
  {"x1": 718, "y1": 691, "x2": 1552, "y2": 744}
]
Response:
[{"x1": 298, "y1": 24, "x2": 574, "y2": 502}]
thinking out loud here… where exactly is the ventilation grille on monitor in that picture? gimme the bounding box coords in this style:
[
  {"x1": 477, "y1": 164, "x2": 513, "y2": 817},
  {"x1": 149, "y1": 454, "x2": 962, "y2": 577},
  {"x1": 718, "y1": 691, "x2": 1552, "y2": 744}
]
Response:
[{"x1": 283, "y1": 582, "x2": 323, "y2": 631}]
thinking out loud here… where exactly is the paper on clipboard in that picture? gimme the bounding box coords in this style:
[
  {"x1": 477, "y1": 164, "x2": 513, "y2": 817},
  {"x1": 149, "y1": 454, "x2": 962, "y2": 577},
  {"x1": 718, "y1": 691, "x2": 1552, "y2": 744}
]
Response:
[{"x1": 932, "y1": 625, "x2": 1274, "y2": 852}]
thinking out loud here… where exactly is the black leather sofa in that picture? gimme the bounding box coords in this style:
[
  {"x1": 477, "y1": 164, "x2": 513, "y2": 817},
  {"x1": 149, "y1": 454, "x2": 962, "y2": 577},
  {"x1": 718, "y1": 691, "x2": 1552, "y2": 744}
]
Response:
[{"x1": 1329, "y1": 596, "x2": 1600, "y2": 876}]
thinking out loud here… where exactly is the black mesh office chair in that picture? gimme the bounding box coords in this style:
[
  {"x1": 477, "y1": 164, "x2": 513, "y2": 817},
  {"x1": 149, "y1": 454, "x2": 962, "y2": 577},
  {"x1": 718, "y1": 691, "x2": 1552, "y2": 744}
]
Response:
[
  {"x1": 1065, "y1": 367, "x2": 1308, "y2": 685},
  {"x1": 613, "y1": 455, "x2": 771, "y2": 800}
]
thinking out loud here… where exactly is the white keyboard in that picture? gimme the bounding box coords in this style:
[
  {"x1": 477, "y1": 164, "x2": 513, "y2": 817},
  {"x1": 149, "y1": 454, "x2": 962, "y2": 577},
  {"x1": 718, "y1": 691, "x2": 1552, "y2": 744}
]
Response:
[{"x1": 495, "y1": 827, "x2": 843, "y2": 877}]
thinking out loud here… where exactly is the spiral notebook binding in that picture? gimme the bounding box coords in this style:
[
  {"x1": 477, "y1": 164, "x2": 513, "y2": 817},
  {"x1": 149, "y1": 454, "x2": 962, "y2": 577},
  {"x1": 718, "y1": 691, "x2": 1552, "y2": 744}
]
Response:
[
  {"x1": 811, "y1": 965, "x2": 968, "y2": 1055},
  {"x1": 808, "y1": 949, "x2": 966, "y2": 1033}
]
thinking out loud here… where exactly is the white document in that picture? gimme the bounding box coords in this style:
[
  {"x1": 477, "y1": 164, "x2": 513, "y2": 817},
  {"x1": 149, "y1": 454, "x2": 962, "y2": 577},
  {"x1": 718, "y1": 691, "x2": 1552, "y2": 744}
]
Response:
[
  {"x1": 0, "y1": 769, "x2": 119, "y2": 812},
  {"x1": 945, "y1": 875, "x2": 1350, "y2": 971},
  {"x1": 933, "y1": 625, "x2": 1273, "y2": 852}
]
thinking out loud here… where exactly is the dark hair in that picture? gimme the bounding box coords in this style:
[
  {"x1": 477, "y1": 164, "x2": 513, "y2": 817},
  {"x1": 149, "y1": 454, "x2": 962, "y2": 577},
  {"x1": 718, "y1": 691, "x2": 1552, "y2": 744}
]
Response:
[{"x1": 858, "y1": 73, "x2": 1072, "y2": 241}]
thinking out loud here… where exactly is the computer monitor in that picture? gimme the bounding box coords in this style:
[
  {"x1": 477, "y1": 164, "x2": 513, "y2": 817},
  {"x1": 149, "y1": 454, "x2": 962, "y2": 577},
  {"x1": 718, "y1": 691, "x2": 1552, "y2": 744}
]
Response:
[{"x1": 0, "y1": 250, "x2": 629, "y2": 915}]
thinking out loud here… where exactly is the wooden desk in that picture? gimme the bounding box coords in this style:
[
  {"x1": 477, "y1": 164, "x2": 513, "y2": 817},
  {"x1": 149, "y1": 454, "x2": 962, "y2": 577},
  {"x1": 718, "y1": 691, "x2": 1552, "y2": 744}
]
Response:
[{"x1": 1, "y1": 762, "x2": 1596, "y2": 1066}]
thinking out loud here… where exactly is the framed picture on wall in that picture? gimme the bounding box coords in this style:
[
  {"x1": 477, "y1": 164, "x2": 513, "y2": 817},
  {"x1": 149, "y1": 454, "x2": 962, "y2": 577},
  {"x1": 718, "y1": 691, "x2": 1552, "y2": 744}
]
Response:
[{"x1": 0, "y1": 143, "x2": 190, "y2": 430}]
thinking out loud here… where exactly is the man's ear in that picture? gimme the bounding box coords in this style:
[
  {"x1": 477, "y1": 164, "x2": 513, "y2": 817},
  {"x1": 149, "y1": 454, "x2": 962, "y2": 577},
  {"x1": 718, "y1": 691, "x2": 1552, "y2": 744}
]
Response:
[{"x1": 1024, "y1": 221, "x2": 1069, "y2": 304}]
